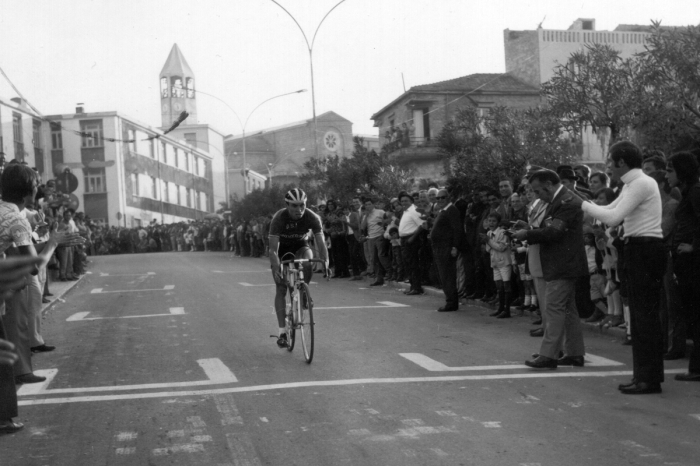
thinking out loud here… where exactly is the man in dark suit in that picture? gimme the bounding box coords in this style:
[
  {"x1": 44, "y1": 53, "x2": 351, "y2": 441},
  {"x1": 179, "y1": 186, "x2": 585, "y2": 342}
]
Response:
[
  {"x1": 430, "y1": 188, "x2": 467, "y2": 312},
  {"x1": 512, "y1": 170, "x2": 588, "y2": 369}
]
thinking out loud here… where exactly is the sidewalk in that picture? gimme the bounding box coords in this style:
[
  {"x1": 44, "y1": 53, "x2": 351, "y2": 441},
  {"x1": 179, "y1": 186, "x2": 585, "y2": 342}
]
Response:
[
  {"x1": 40, "y1": 271, "x2": 85, "y2": 315},
  {"x1": 381, "y1": 277, "x2": 628, "y2": 341}
]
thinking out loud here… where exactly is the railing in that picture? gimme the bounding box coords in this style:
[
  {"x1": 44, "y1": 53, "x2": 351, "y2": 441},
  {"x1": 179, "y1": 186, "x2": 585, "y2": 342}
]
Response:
[{"x1": 383, "y1": 136, "x2": 437, "y2": 155}]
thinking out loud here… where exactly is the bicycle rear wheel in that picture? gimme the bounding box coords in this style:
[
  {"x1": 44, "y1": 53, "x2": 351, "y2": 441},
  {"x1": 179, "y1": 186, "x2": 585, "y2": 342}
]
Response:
[{"x1": 298, "y1": 283, "x2": 314, "y2": 363}]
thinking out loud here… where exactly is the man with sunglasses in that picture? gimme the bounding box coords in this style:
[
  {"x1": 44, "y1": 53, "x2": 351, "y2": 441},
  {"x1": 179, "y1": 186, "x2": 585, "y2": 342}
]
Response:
[
  {"x1": 268, "y1": 189, "x2": 328, "y2": 348},
  {"x1": 430, "y1": 188, "x2": 466, "y2": 312}
]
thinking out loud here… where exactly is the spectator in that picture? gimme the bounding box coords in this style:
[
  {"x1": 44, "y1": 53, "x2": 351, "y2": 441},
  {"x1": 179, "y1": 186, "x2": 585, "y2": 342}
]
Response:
[
  {"x1": 397, "y1": 191, "x2": 424, "y2": 295},
  {"x1": 483, "y1": 211, "x2": 513, "y2": 318},
  {"x1": 589, "y1": 172, "x2": 609, "y2": 193},
  {"x1": 361, "y1": 197, "x2": 391, "y2": 287},
  {"x1": 567, "y1": 141, "x2": 666, "y2": 395}
]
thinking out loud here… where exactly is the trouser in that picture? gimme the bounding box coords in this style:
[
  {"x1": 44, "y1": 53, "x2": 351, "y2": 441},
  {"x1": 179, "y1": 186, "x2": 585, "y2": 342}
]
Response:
[
  {"x1": 662, "y1": 253, "x2": 686, "y2": 354},
  {"x1": 27, "y1": 274, "x2": 45, "y2": 348},
  {"x1": 0, "y1": 310, "x2": 19, "y2": 420},
  {"x1": 369, "y1": 237, "x2": 391, "y2": 279},
  {"x1": 673, "y1": 250, "x2": 700, "y2": 374},
  {"x1": 433, "y1": 245, "x2": 458, "y2": 309},
  {"x1": 532, "y1": 276, "x2": 546, "y2": 314},
  {"x1": 401, "y1": 237, "x2": 422, "y2": 292},
  {"x1": 1, "y1": 285, "x2": 33, "y2": 376},
  {"x1": 58, "y1": 246, "x2": 73, "y2": 278},
  {"x1": 363, "y1": 240, "x2": 372, "y2": 273},
  {"x1": 623, "y1": 240, "x2": 666, "y2": 384},
  {"x1": 330, "y1": 235, "x2": 349, "y2": 277},
  {"x1": 539, "y1": 278, "x2": 585, "y2": 360},
  {"x1": 391, "y1": 245, "x2": 404, "y2": 279},
  {"x1": 347, "y1": 235, "x2": 365, "y2": 276}
]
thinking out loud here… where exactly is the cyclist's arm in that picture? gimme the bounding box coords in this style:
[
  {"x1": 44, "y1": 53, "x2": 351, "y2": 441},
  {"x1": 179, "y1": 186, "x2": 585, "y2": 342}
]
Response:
[
  {"x1": 314, "y1": 232, "x2": 329, "y2": 265},
  {"x1": 269, "y1": 235, "x2": 281, "y2": 272}
]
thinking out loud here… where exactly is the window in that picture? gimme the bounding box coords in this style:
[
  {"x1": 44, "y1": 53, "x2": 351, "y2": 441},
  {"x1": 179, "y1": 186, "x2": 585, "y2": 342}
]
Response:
[
  {"x1": 201, "y1": 192, "x2": 208, "y2": 212},
  {"x1": 186, "y1": 78, "x2": 195, "y2": 98},
  {"x1": 168, "y1": 182, "x2": 177, "y2": 204},
  {"x1": 184, "y1": 133, "x2": 197, "y2": 147},
  {"x1": 81, "y1": 120, "x2": 103, "y2": 147},
  {"x1": 185, "y1": 188, "x2": 191, "y2": 207},
  {"x1": 13, "y1": 113, "x2": 23, "y2": 161},
  {"x1": 130, "y1": 173, "x2": 139, "y2": 197},
  {"x1": 51, "y1": 123, "x2": 63, "y2": 149},
  {"x1": 171, "y1": 76, "x2": 184, "y2": 98},
  {"x1": 173, "y1": 148, "x2": 179, "y2": 168},
  {"x1": 32, "y1": 120, "x2": 42, "y2": 149},
  {"x1": 85, "y1": 169, "x2": 106, "y2": 193},
  {"x1": 160, "y1": 77, "x2": 169, "y2": 98},
  {"x1": 161, "y1": 142, "x2": 167, "y2": 164},
  {"x1": 151, "y1": 176, "x2": 158, "y2": 199},
  {"x1": 179, "y1": 150, "x2": 188, "y2": 171},
  {"x1": 193, "y1": 156, "x2": 199, "y2": 175},
  {"x1": 128, "y1": 129, "x2": 137, "y2": 153},
  {"x1": 149, "y1": 139, "x2": 154, "y2": 158}
]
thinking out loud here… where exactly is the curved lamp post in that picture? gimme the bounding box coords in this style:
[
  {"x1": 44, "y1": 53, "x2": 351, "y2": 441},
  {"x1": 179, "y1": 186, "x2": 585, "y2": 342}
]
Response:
[
  {"x1": 270, "y1": 0, "x2": 347, "y2": 159},
  {"x1": 196, "y1": 88, "x2": 307, "y2": 200}
]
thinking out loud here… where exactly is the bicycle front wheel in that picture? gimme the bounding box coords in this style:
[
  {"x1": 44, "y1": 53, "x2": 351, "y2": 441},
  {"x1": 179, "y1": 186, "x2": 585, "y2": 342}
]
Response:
[{"x1": 298, "y1": 282, "x2": 314, "y2": 363}]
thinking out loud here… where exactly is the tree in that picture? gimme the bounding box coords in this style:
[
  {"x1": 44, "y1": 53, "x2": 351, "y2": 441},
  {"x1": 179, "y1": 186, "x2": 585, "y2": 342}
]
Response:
[
  {"x1": 299, "y1": 136, "x2": 415, "y2": 203},
  {"x1": 632, "y1": 22, "x2": 700, "y2": 153},
  {"x1": 227, "y1": 183, "x2": 295, "y2": 222},
  {"x1": 437, "y1": 106, "x2": 577, "y2": 191},
  {"x1": 542, "y1": 43, "x2": 637, "y2": 144}
]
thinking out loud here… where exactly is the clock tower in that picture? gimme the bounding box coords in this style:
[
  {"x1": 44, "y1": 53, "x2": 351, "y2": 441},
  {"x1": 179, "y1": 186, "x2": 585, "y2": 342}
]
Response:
[{"x1": 160, "y1": 43, "x2": 197, "y2": 127}]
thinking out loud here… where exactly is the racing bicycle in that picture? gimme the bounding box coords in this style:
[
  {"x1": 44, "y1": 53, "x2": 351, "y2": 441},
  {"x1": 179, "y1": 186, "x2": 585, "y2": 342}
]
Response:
[{"x1": 279, "y1": 258, "x2": 327, "y2": 363}]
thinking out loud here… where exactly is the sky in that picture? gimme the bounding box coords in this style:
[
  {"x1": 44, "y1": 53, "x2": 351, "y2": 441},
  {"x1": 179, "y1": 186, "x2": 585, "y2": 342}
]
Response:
[{"x1": 0, "y1": 0, "x2": 698, "y2": 138}]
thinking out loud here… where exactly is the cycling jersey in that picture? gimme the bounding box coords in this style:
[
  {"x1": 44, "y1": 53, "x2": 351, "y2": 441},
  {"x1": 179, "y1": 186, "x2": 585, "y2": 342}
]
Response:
[{"x1": 268, "y1": 208, "x2": 323, "y2": 254}]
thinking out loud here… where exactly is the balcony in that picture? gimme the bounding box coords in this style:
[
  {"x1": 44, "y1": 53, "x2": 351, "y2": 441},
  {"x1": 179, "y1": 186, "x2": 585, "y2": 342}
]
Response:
[{"x1": 383, "y1": 136, "x2": 439, "y2": 162}]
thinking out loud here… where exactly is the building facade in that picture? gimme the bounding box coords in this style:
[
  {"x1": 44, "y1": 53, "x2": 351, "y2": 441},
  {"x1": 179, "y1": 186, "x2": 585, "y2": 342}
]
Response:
[
  {"x1": 0, "y1": 97, "x2": 48, "y2": 176},
  {"x1": 371, "y1": 73, "x2": 541, "y2": 181},
  {"x1": 504, "y1": 18, "x2": 656, "y2": 162},
  {"x1": 43, "y1": 107, "x2": 216, "y2": 227},
  {"x1": 224, "y1": 111, "x2": 353, "y2": 189}
]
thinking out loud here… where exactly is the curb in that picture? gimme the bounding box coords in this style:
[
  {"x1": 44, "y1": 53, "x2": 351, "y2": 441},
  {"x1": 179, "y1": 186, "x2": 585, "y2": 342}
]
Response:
[
  {"x1": 383, "y1": 278, "x2": 628, "y2": 341},
  {"x1": 41, "y1": 275, "x2": 83, "y2": 316}
]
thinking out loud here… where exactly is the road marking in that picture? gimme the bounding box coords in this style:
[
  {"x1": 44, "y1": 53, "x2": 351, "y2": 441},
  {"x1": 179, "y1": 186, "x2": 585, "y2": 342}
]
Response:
[
  {"x1": 482, "y1": 421, "x2": 502, "y2": 428},
  {"x1": 19, "y1": 358, "x2": 237, "y2": 396},
  {"x1": 100, "y1": 272, "x2": 156, "y2": 277},
  {"x1": 399, "y1": 352, "x2": 624, "y2": 371},
  {"x1": 213, "y1": 394, "x2": 243, "y2": 425},
  {"x1": 91, "y1": 285, "x2": 175, "y2": 294},
  {"x1": 225, "y1": 433, "x2": 262, "y2": 466},
  {"x1": 152, "y1": 444, "x2": 205, "y2": 456},
  {"x1": 116, "y1": 432, "x2": 138, "y2": 441},
  {"x1": 239, "y1": 282, "x2": 274, "y2": 287},
  {"x1": 17, "y1": 369, "x2": 58, "y2": 396},
  {"x1": 690, "y1": 414, "x2": 700, "y2": 421},
  {"x1": 212, "y1": 270, "x2": 267, "y2": 274},
  {"x1": 68, "y1": 307, "x2": 186, "y2": 321},
  {"x1": 315, "y1": 301, "x2": 410, "y2": 310},
  {"x1": 17, "y1": 369, "x2": 687, "y2": 406},
  {"x1": 116, "y1": 447, "x2": 136, "y2": 455}
]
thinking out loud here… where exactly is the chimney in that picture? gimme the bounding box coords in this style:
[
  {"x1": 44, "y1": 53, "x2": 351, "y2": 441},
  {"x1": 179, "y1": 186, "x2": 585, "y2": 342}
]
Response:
[{"x1": 76, "y1": 103, "x2": 85, "y2": 114}]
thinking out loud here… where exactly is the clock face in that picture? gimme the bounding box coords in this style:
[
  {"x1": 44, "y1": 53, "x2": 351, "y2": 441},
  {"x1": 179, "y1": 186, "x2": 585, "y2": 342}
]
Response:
[
  {"x1": 174, "y1": 103, "x2": 182, "y2": 111},
  {"x1": 162, "y1": 103, "x2": 169, "y2": 112},
  {"x1": 323, "y1": 131, "x2": 340, "y2": 151}
]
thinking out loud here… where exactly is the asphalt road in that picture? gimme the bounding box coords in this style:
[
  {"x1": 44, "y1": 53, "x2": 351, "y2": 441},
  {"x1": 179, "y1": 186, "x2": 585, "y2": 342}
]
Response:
[{"x1": 2, "y1": 251, "x2": 699, "y2": 466}]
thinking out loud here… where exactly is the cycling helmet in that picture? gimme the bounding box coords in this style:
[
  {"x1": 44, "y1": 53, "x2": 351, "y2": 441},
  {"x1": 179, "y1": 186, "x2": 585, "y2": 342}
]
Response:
[{"x1": 284, "y1": 188, "x2": 307, "y2": 203}]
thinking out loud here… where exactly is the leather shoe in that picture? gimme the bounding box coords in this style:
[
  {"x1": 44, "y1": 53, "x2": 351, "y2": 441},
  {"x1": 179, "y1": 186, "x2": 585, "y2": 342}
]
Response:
[
  {"x1": 31, "y1": 344, "x2": 56, "y2": 353},
  {"x1": 15, "y1": 373, "x2": 47, "y2": 384},
  {"x1": 524, "y1": 355, "x2": 557, "y2": 370},
  {"x1": 530, "y1": 328, "x2": 544, "y2": 337},
  {"x1": 619, "y1": 382, "x2": 661, "y2": 395},
  {"x1": 532, "y1": 351, "x2": 563, "y2": 359},
  {"x1": 404, "y1": 290, "x2": 424, "y2": 296},
  {"x1": 558, "y1": 355, "x2": 585, "y2": 367},
  {"x1": 674, "y1": 372, "x2": 700, "y2": 382},
  {"x1": 618, "y1": 379, "x2": 637, "y2": 390},
  {"x1": 488, "y1": 309, "x2": 501, "y2": 317},
  {"x1": 0, "y1": 421, "x2": 24, "y2": 434},
  {"x1": 349, "y1": 276, "x2": 363, "y2": 281},
  {"x1": 622, "y1": 337, "x2": 632, "y2": 346},
  {"x1": 663, "y1": 351, "x2": 685, "y2": 360},
  {"x1": 531, "y1": 318, "x2": 542, "y2": 326},
  {"x1": 42, "y1": 298, "x2": 51, "y2": 304},
  {"x1": 437, "y1": 306, "x2": 458, "y2": 312},
  {"x1": 369, "y1": 280, "x2": 385, "y2": 287}
]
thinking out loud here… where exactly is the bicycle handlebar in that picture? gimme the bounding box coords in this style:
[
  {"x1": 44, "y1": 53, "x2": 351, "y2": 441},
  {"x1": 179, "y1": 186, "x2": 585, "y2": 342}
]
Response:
[{"x1": 280, "y1": 258, "x2": 331, "y2": 280}]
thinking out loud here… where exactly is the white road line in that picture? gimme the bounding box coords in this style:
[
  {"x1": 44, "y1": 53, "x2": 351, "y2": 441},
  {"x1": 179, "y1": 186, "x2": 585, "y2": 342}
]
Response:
[
  {"x1": 91, "y1": 285, "x2": 175, "y2": 294},
  {"x1": 212, "y1": 270, "x2": 267, "y2": 273},
  {"x1": 67, "y1": 307, "x2": 186, "y2": 321},
  {"x1": 20, "y1": 358, "x2": 237, "y2": 395},
  {"x1": 17, "y1": 369, "x2": 687, "y2": 406},
  {"x1": 152, "y1": 444, "x2": 205, "y2": 456},
  {"x1": 238, "y1": 282, "x2": 274, "y2": 287},
  {"x1": 16, "y1": 369, "x2": 58, "y2": 396},
  {"x1": 116, "y1": 432, "x2": 138, "y2": 441},
  {"x1": 198, "y1": 359, "x2": 238, "y2": 383},
  {"x1": 690, "y1": 414, "x2": 700, "y2": 421},
  {"x1": 399, "y1": 352, "x2": 623, "y2": 371},
  {"x1": 100, "y1": 272, "x2": 156, "y2": 277},
  {"x1": 116, "y1": 447, "x2": 136, "y2": 455},
  {"x1": 315, "y1": 301, "x2": 410, "y2": 310}
]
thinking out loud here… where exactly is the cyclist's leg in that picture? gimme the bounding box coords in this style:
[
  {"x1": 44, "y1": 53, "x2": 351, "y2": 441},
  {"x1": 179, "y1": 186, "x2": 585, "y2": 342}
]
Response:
[{"x1": 295, "y1": 247, "x2": 314, "y2": 284}]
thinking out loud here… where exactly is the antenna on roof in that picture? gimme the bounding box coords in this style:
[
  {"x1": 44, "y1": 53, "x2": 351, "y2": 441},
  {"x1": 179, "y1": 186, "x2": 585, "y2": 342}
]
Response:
[
  {"x1": 401, "y1": 73, "x2": 406, "y2": 93},
  {"x1": 537, "y1": 15, "x2": 546, "y2": 29}
]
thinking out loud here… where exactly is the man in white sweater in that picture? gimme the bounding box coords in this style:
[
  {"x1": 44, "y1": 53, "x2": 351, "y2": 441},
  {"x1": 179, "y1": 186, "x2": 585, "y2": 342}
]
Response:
[{"x1": 565, "y1": 141, "x2": 665, "y2": 395}]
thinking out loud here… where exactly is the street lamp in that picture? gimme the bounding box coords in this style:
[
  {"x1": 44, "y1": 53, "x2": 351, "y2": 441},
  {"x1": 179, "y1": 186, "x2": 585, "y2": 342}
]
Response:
[
  {"x1": 196, "y1": 88, "x2": 306, "y2": 200},
  {"x1": 270, "y1": 0, "x2": 347, "y2": 159},
  {"x1": 267, "y1": 147, "x2": 306, "y2": 186}
]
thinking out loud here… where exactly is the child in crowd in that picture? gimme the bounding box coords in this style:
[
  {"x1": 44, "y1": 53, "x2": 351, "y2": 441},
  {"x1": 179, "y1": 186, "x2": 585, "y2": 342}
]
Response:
[
  {"x1": 483, "y1": 211, "x2": 512, "y2": 318},
  {"x1": 583, "y1": 232, "x2": 608, "y2": 322}
]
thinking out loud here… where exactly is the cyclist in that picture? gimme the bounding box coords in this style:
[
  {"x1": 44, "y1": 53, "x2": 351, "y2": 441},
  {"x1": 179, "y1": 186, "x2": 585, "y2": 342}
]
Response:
[{"x1": 268, "y1": 188, "x2": 329, "y2": 348}]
